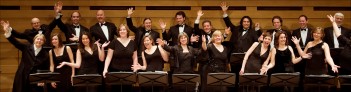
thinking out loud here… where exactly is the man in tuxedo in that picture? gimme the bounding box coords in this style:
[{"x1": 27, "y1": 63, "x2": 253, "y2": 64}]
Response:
[
  {"x1": 267, "y1": 16, "x2": 292, "y2": 48},
  {"x1": 292, "y1": 15, "x2": 313, "y2": 48},
  {"x1": 192, "y1": 10, "x2": 215, "y2": 48},
  {"x1": 90, "y1": 10, "x2": 117, "y2": 44},
  {"x1": 55, "y1": 1, "x2": 89, "y2": 44},
  {"x1": 126, "y1": 7, "x2": 160, "y2": 57},
  {"x1": 161, "y1": 11, "x2": 194, "y2": 46},
  {"x1": 291, "y1": 15, "x2": 313, "y2": 91},
  {"x1": 221, "y1": 2, "x2": 260, "y2": 53},
  {"x1": 324, "y1": 12, "x2": 351, "y2": 75}
]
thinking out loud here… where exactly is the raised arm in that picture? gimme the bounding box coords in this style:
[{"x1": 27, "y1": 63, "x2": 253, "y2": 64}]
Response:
[
  {"x1": 1, "y1": 20, "x2": 26, "y2": 51},
  {"x1": 126, "y1": 7, "x2": 138, "y2": 33},
  {"x1": 194, "y1": 10, "x2": 204, "y2": 35},
  {"x1": 240, "y1": 42, "x2": 259, "y2": 75},
  {"x1": 220, "y1": 2, "x2": 235, "y2": 31},
  {"x1": 97, "y1": 41, "x2": 110, "y2": 62},
  {"x1": 159, "y1": 19, "x2": 170, "y2": 41},
  {"x1": 322, "y1": 43, "x2": 340, "y2": 73}
]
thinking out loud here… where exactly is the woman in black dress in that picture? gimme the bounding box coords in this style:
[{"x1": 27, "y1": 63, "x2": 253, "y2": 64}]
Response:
[
  {"x1": 158, "y1": 32, "x2": 202, "y2": 73},
  {"x1": 240, "y1": 33, "x2": 272, "y2": 75},
  {"x1": 202, "y1": 30, "x2": 231, "y2": 73},
  {"x1": 292, "y1": 27, "x2": 339, "y2": 75},
  {"x1": 2, "y1": 20, "x2": 49, "y2": 92},
  {"x1": 261, "y1": 31, "x2": 310, "y2": 74},
  {"x1": 132, "y1": 35, "x2": 168, "y2": 72},
  {"x1": 103, "y1": 24, "x2": 138, "y2": 76},
  {"x1": 49, "y1": 33, "x2": 74, "y2": 92}
]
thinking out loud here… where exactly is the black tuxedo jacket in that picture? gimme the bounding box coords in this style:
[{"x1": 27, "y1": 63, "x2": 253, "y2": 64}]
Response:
[
  {"x1": 11, "y1": 19, "x2": 56, "y2": 46},
  {"x1": 292, "y1": 28, "x2": 313, "y2": 48},
  {"x1": 126, "y1": 17, "x2": 160, "y2": 55},
  {"x1": 192, "y1": 23, "x2": 214, "y2": 48},
  {"x1": 7, "y1": 34, "x2": 50, "y2": 92},
  {"x1": 323, "y1": 26, "x2": 350, "y2": 48},
  {"x1": 162, "y1": 24, "x2": 194, "y2": 46},
  {"x1": 90, "y1": 22, "x2": 117, "y2": 44},
  {"x1": 223, "y1": 16, "x2": 259, "y2": 53},
  {"x1": 56, "y1": 17, "x2": 90, "y2": 43}
]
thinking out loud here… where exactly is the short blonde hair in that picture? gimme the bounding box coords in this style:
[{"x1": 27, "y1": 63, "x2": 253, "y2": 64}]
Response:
[
  {"x1": 334, "y1": 12, "x2": 344, "y2": 18},
  {"x1": 211, "y1": 30, "x2": 224, "y2": 43},
  {"x1": 33, "y1": 34, "x2": 46, "y2": 44}
]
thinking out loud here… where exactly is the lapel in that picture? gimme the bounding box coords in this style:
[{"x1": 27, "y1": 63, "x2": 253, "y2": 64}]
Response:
[{"x1": 96, "y1": 23, "x2": 108, "y2": 41}]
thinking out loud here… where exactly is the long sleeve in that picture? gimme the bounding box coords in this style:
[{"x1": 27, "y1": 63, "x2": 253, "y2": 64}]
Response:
[
  {"x1": 6, "y1": 34, "x2": 26, "y2": 51},
  {"x1": 338, "y1": 35, "x2": 351, "y2": 48},
  {"x1": 126, "y1": 17, "x2": 138, "y2": 33},
  {"x1": 223, "y1": 16, "x2": 236, "y2": 33}
]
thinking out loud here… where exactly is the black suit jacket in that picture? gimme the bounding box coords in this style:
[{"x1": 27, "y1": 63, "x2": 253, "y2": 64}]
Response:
[
  {"x1": 223, "y1": 16, "x2": 259, "y2": 53},
  {"x1": 162, "y1": 24, "x2": 194, "y2": 46},
  {"x1": 90, "y1": 22, "x2": 117, "y2": 44},
  {"x1": 56, "y1": 17, "x2": 90, "y2": 43},
  {"x1": 7, "y1": 34, "x2": 50, "y2": 92},
  {"x1": 192, "y1": 23, "x2": 214, "y2": 48},
  {"x1": 126, "y1": 17, "x2": 160, "y2": 56},
  {"x1": 11, "y1": 19, "x2": 56, "y2": 46},
  {"x1": 292, "y1": 28, "x2": 313, "y2": 48},
  {"x1": 323, "y1": 26, "x2": 350, "y2": 48}
]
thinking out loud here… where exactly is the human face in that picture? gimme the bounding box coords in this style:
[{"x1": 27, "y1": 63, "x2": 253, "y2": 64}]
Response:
[
  {"x1": 34, "y1": 36, "x2": 45, "y2": 47},
  {"x1": 273, "y1": 19, "x2": 281, "y2": 30},
  {"x1": 51, "y1": 36, "x2": 59, "y2": 47},
  {"x1": 71, "y1": 12, "x2": 80, "y2": 25},
  {"x1": 242, "y1": 18, "x2": 250, "y2": 29},
  {"x1": 313, "y1": 31, "x2": 323, "y2": 40},
  {"x1": 119, "y1": 26, "x2": 128, "y2": 38},
  {"x1": 335, "y1": 15, "x2": 344, "y2": 26},
  {"x1": 213, "y1": 35, "x2": 222, "y2": 44},
  {"x1": 176, "y1": 15, "x2": 185, "y2": 25},
  {"x1": 143, "y1": 37, "x2": 153, "y2": 48},
  {"x1": 81, "y1": 35, "x2": 90, "y2": 46},
  {"x1": 179, "y1": 36, "x2": 188, "y2": 45},
  {"x1": 203, "y1": 22, "x2": 212, "y2": 33},
  {"x1": 299, "y1": 17, "x2": 308, "y2": 28},
  {"x1": 96, "y1": 10, "x2": 105, "y2": 23},
  {"x1": 31, "y1": 18, "x2": 41, "y2": 30},
  {"x1": 144, "y1": 19, "x2": 152, "y2": 30},
  {"x1": 278, "y1": 34, "x2": 286, "y2": 45},
  {"x1": 263, "y1": 36, "x2": 272, "y2": 47}
]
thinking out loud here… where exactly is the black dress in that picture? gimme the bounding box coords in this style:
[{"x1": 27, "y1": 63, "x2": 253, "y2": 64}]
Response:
[
  {"x1": 78, "y1": 49, "x2": 100, "y2": 75},
  {"x1": 7, "y1": 35, "x2": 50, "y2": 92},
  {"x1": 305, "y1": 42, "x2": 328, "y2": 75},
  {"x1": 272, "y1": 47, "x2": 294, "y2": 73},
  {"x1": 52, "y1": 46, "x2": 72, "y2": 92},
  {"x1": 108, "y1": 39, "x2": 136, "y2": 72},
  {"x1": 245, "y1": 43, "x2": 270, "y2": 73},
  {"x1": 144, "y1": 46, "x2": 164, "y2": 71},
  {"x1": 163, "y1": 45, "x2": 202, "y2": 74},
  {"x1": 206, "y1": 43, "x2": 230, "y2": 73}
]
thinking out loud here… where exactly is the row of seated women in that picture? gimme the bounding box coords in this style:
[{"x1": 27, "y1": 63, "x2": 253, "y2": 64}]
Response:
[{"x1": 0, "y1": 14, "x2": 347, "y2": 92}]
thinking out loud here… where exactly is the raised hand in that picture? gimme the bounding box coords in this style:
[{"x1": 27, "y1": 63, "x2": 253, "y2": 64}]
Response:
[
  {"x1": 0, "y1": 20, "x2": 10, "y2": 33},
  {"x1": 102, "y1": 41, "x2": 110, "y2": 48},
  {"x1": 159, "y1": 19, "x2": 167, "y2": 31},
  {"x1": 224, "y1": 27, "x2": 231, "y2": 35},
  {"x1": 127, "y1": 7, "x2": 134, "y2": 17},
  {"x1": 291, "y1": 36, "x2": 300, "y2": 45},
  {"x1": 201, "y1": 35, "x2": 206, "y2": 43},
  {"x1": 197, "y1": 10, "x2": 204, "y2": 17},
  {"x1": 327, "y1": 14, "x2": 335, "y2": 23},
  {"x1": 54, "y1": 1, "x2": 63, "y2": 13},
  {"x1": 190, "y1": 34, "x2": 199, "y2": 43},
  {"x1": 255, "y1": 23, "x2": 260, "y2": 31},
  {"x1": 156, "y1": 38, "x2": 164, "y2": 46},
  {"x1": 94, "y1": 39, "x2": 101, "y2": 46},
  {"x1": 69, "y1": 34, "x2": 79, "y2": 42},
  {"x1": 220, "y1": 2, "x2": 229, "y2": 13}
]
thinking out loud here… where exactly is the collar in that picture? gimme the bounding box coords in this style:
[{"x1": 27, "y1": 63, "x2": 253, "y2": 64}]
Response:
[{"x1": 33, "y1": 44, "x2": 42, "y2": 51}]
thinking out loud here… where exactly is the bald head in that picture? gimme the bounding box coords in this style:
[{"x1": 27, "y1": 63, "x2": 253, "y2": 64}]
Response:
[
  {"x1": 96, "y1": 10, "x2": 105, "y2": 23},
  {"x1": 31, "y1": 17, "x2": 41, "y2": 30}
]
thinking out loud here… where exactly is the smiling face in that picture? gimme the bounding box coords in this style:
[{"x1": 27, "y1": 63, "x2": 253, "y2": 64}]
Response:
[
  {"x1": 273, "y1": 18, "x2": 281, "y2": 30},
  {"x1": 51, "y1": 35, "x2": 59, "y2": 47},
  {"x1": 81, "y1": 35, "x2": 90, "y2": 46},
  {"x1": 71, "y1": 12, "x2": 80, "y2": 25},
  {"x1": 31, "y1": 18, "x2": 41, "y2": 30},
  {"x1": 96, "y1": 10, "x2": 105, "y2": 23},
  {"x1": 262, "y1": 36, "x2": 272, "y2": 47},
  {"x1": 33, "y1": 34, "x2": 45, "y2": 47},
  {"x1": 335, "y1": 15, "x2": 344, "y2": 26},
  {"x1": 179, "y1": 35, "x2": 188, "y2": 45},
  {"x1": 143, "y1": 36, "x2": 154, "y2": 49},
  {"x1": 176, "y1": 15, "x2": 185, "y2": 25},
  {"x1": 312, "y1": 27, "x2": 325, "y2": 41},
  {"x1": 211, "y1": 31, "x2": 223, "y2": 44},
  {"x1": 143, "y1": 18, "x2": 152, "y2": 30},
  {"x1": 299, "y1": 16, "x2": 308, "y2": 28},
  {"x1": 118, "y1": 25, "x2": 128, "y2": 38},
  {"x1": 203, "y1": 21, "x2": 212, "y2": 33},
  {"x1": 278, "y1": 33, "x2": 287, "y2": 45},
  {"x1": 242, "y1": 18, "x2": 251, "y2": 29}
]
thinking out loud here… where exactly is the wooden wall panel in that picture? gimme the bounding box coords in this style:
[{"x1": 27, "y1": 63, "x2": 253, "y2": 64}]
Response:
[{"x1": 1, "y1": 0, "x2": 350, "y2": 91}]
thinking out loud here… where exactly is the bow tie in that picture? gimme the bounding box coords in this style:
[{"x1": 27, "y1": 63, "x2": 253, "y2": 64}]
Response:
[
  {"x1": 74, "y1": 26, "x2": 80, "y2": 28},
  {"x1": 100, "y1": 23, "x2": 106, "y2": 26},
  {"x1": 178, "y1": 25, "x2": 184, "y2": 28},
  {"x1": 301, "y1": 28, "x2": 306, "y2": 31}
]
